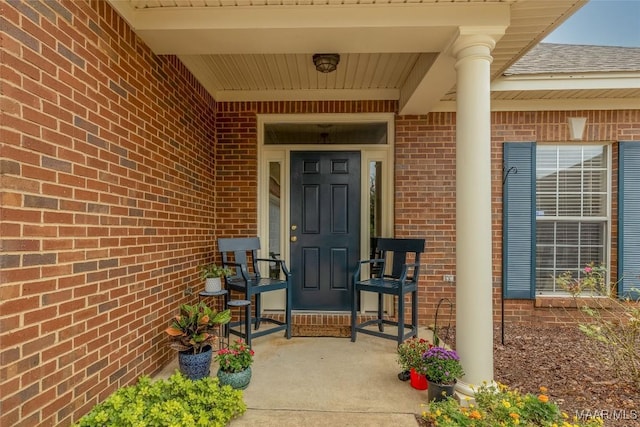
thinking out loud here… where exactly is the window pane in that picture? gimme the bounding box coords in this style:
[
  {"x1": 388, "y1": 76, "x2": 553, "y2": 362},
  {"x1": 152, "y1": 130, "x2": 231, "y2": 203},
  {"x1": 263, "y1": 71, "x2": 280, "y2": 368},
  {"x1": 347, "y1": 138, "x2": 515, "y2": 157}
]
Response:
[
  {"x1": 556, "y1": 246, "x2": 579, "y2": 269},
  {"x1": 583, "y1": 146, "x2": 605, "y2": 167},
  {"x1": 583, "y1": 168, "x2": 607, "y2": 191},
  {"x1": 265, "y1": 122, "x2": 387, "y2": 145},
  {"x1": 536, "y1": 246, "x2": 555, "y2": 269},
  {"x1": 583, "y1": 193, "x2": 606, "y2": 216},
  {"x1": 558, "y1": 146, "x2": 582, "y2": 169},
  {"x1": 536, "y1": 145, "x2": 607, "y2": 219},
  {"x1": 535, "y1": 145, "x2": 609, "y2": 295},
  {"x1": 555, "y1": 222, "x2": 579, "y2": 245},
  {"x1": 536, "y1": 275, "x2": 555, "y2": 293},
  {"x1": 536, "y1": 193, "x2": 556, "y2": 216},
  {"x1": 536, "y1": 222, "x2": 555, "y2": 245},
  {"x1": 369, "y1": 161, "x2": 382, "y2": 237},
  {"x1": 268, "y1": 162, "x2": 281, "y2": 258}
]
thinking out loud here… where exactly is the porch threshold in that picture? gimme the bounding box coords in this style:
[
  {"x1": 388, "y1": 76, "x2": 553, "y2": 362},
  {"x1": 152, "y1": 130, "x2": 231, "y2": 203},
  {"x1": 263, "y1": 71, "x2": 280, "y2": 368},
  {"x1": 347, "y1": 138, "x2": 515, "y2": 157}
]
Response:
[{"x1": 258, "y1": 310, "x2": 389, "y2": 337}]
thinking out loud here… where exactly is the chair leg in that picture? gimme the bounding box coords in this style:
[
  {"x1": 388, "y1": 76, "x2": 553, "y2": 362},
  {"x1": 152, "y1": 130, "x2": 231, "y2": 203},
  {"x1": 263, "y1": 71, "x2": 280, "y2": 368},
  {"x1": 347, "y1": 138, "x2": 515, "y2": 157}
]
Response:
[
  {"x1": 244, "y1": 302, "x2": 251, "y2": 347},
  {"x1": 411, "y1": 290, "x2": 418, "y2": 339},
  {"x1": 397, "y1": 294, "x2": 405, "y2": 346},
  {"x1": 254, "y1": 294, "x2": 261, "y2": 330},
  {"x1": 285, "y1": 282, "x2": 292, "y2": 339},
  {"x1": 377, "y1": 293, "x2": 384, "y2": 332},
  {"x1": 351, "y1": 285, "x2": 358, "y2": 342}
]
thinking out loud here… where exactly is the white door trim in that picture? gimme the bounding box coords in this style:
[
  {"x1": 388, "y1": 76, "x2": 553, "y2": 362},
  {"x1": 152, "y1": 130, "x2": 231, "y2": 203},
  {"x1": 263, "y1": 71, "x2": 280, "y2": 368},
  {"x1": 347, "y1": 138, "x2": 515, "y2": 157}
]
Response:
[{"x1": 257, "y1": 113, "x2": 395, "y2": 312}]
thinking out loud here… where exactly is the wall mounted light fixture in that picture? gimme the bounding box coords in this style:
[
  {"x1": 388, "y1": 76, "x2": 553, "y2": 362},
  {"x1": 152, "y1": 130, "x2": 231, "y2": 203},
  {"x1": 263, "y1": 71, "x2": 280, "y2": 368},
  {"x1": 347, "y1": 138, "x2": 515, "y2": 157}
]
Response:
[{"x1": 313, "y1": 54, "x2": 340, "y2": 73}]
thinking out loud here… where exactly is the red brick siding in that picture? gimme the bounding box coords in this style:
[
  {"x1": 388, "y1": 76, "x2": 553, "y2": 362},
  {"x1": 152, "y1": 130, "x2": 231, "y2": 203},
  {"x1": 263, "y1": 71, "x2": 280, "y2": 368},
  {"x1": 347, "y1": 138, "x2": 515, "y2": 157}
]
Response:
[
  {"x1": 491, "y1": 109, "x2": 640, "y2": 325},
  {"x1": 395, "y1": 113, "x2": 457, "y2": 325},
  {"x1": 1, "y1": 1, "x2": 216, "y2": 426},
  {"x1": 2, "y1": 2, "x2": 640, "y2": 424}
]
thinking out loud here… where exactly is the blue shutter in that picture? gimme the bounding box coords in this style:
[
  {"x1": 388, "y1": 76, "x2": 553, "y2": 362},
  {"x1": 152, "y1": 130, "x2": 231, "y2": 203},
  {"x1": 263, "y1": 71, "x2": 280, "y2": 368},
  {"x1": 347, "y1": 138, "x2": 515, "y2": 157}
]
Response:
[
  {"x1": 618, "y1": 142, "x2": 640, "y2": 300},
  {"x1": 503, "y1": 142, "x2": 536, "y2": 299}
]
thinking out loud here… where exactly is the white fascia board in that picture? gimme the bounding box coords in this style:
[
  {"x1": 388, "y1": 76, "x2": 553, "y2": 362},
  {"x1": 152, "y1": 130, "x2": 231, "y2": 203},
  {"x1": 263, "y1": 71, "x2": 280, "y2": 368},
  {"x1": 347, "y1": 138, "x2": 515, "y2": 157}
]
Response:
[
  {"x1": 431, "y1": 98, "x2": 640, "y2": 112},
  {"x1": 213, "y1": 88, "x2": 400, "y2": 102},
  {"x1": 493, "y1": 73, "x2": 640, "y2": 92},
  {"x1": 124, "y1": 3, "x2": 510, "y2": 30}
]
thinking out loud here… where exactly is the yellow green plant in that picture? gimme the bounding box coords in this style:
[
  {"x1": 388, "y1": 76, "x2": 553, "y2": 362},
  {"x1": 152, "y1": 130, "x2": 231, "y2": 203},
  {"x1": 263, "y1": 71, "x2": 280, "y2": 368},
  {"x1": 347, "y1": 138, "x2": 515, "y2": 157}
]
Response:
[
  {"x1": 422, "y1": 383, "x2": 604, "y2": 427},
  {"x1": 75, "y1": 372, "x2": 246, "y2": 427}
]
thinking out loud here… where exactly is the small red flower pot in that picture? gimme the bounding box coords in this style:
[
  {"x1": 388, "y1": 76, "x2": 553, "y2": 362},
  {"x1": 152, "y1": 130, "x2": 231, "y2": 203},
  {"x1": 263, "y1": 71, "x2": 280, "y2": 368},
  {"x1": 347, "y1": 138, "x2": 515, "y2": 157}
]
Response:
[{"x1": 410, "y1": 368, "x2": 428, "y2": 390}]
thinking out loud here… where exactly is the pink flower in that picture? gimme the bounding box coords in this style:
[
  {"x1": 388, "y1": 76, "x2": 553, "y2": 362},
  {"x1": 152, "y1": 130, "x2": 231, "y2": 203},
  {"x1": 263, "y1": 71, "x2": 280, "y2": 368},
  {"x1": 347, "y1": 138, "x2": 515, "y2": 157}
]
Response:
[{"x1": 584, "y1": 266, "x2": 592, "y2": 273}]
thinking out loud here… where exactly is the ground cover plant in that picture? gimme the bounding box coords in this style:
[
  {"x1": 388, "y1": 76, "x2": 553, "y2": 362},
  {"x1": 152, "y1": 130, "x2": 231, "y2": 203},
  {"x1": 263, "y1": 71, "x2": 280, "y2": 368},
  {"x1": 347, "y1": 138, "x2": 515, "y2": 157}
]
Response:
[
  {"x1": 423, "y1": 325, "x2": 639, "y2": 427},
  {"x1": 422, "y1": 382, "x2": 605, "y2": 427},
  {"x1": 75, "y1": 372, "x2": 246, "y2": 426}
]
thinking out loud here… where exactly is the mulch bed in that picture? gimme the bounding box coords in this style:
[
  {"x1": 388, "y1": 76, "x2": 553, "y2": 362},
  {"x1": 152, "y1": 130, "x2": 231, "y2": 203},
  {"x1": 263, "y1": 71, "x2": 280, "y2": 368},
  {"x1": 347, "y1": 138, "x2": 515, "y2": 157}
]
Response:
[{"x1": 416, "y1": 324, "x2": 639, "y2": 427}]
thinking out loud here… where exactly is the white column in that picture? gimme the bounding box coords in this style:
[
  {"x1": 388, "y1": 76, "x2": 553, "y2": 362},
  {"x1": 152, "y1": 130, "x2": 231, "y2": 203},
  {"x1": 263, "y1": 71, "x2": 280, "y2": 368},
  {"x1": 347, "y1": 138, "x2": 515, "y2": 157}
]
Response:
[{"x1": 452, "y1": 33, "x2": 496, "y2": 397}]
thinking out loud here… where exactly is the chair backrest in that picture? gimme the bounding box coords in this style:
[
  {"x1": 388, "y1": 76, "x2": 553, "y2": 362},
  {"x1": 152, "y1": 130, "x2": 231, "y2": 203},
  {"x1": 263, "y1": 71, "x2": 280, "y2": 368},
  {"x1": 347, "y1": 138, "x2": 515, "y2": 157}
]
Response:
[
  {"x1": 376, "y1": 238, "x2": 426, "y2": 279},
  {"x1": 218, "y1": 237, "x2": 261, "y2": 278}
]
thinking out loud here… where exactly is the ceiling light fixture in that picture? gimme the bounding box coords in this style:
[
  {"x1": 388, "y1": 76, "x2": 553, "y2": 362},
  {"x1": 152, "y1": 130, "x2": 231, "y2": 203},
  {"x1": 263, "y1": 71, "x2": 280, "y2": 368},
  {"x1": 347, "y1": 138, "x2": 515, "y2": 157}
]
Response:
[{"x1": 313, "y1": 53, "x2": 340, "y2": 73}]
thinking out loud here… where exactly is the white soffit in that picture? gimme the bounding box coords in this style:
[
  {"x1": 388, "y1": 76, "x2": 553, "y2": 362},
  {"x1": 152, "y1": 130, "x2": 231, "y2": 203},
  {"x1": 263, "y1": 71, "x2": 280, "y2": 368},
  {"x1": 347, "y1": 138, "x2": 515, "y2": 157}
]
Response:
[{"x1": 107, "y1": 0, "x2": 586, "y2": 114}]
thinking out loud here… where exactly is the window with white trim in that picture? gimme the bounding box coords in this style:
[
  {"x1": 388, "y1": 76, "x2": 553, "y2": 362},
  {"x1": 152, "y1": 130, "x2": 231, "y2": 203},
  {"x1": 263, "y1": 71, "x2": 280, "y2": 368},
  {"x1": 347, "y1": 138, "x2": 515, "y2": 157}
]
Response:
[{"x1": 535, "y1": 145, "x2": 609, "y2": 294}]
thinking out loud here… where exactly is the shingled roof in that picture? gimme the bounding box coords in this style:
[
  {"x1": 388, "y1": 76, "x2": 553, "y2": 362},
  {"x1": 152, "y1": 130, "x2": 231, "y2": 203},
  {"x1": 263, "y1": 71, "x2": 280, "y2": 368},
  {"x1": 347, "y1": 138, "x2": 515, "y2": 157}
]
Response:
[{"x1": 505, "y1": 43, "x2": 640, "y2": 75}]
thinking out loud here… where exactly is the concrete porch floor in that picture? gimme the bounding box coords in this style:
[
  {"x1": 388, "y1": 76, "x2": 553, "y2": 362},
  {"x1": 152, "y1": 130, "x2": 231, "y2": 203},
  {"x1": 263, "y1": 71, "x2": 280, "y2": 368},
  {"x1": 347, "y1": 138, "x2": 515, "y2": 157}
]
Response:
[{"x1": 155, "y1": 327, "x2": 434, "y2": 426}]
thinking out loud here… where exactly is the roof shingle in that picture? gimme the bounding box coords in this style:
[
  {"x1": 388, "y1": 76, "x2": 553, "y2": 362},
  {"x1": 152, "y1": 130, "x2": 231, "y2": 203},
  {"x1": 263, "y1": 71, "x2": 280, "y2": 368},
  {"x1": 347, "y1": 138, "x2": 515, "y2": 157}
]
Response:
[{"x1": 505, "y1": 43, "x2": 640, "y2": 75}]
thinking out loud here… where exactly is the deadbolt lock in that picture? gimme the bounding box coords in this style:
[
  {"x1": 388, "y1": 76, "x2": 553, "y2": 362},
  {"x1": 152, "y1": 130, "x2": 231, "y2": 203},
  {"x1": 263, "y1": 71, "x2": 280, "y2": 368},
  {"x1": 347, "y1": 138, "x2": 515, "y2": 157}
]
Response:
[{"x1": 291, "y1": 224, "x2": 297, "y2": 231}]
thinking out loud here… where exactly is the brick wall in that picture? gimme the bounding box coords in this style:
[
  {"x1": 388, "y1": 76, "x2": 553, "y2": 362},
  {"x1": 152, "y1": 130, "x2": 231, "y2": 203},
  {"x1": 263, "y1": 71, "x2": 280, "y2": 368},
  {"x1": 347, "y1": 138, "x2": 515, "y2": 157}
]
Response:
[
  {"x1": 395, "y1": 113, "x2": 457, "y2": 326},
  {"x1": 1, "y1": 1, "x2": 216, "y2": 425},
  {"x1": 491, "y1": 109, "x2": 640, "y2": 325},
  {"x1": 2, "y1": 1, "x2": 639, "y2": 424}
]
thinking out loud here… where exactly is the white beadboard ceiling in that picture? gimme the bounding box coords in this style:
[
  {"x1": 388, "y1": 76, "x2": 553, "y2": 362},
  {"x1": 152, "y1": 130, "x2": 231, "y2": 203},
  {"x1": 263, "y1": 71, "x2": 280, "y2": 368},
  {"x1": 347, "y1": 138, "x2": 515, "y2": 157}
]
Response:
[{"x1": 108, "y1": 0, "x2": 589, "y2": 114}]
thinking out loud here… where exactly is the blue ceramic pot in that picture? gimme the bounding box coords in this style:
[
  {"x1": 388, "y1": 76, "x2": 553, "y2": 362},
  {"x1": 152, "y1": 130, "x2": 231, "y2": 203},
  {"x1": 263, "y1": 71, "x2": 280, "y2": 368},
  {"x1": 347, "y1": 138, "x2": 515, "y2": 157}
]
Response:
[
  {"x1": 178, "y1": 345, "x2": 212, "y2": 381},
  {"x1": 217, "y1": 367, "x2": 252, "y2": 390}
]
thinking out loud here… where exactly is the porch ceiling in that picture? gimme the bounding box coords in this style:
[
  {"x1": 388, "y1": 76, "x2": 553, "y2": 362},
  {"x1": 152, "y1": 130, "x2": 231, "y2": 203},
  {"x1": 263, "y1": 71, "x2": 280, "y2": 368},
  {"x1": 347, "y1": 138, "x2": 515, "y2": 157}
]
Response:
[{"x1": 107, "y1": 0, "x2": 585, "y2": 114}]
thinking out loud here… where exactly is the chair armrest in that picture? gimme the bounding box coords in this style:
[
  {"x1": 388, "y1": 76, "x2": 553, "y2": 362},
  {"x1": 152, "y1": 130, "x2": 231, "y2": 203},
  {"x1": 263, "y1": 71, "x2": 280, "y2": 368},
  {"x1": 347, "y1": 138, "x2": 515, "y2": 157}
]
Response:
[
  {"x1": 221, "y1": 261, "x2": 252, "y2": 282},
  {"x1": 255, "y1": 258, "x2": 291, "y2": 279}
]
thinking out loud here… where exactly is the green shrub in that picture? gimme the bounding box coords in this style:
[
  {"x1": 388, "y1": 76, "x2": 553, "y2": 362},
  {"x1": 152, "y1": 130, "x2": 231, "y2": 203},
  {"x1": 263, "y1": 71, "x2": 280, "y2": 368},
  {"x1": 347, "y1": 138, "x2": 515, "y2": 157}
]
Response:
[
  {"x1": 422, "y1": 383, "x2": 603, "y2": 427},
  {"x1": 75, "y1": 372, "x2": 246, "y2": 427}
]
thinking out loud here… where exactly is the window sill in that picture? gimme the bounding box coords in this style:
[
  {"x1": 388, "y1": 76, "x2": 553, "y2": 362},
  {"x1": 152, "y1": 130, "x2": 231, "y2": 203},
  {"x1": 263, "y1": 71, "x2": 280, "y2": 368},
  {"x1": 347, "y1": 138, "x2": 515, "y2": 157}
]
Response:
[{"x1": 535, "y1": 295, "x2": 613, "y2": 309}]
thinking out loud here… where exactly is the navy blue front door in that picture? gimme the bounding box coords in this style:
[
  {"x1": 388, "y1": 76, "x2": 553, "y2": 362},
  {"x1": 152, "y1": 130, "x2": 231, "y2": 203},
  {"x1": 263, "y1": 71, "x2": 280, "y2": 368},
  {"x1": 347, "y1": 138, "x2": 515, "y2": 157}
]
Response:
[{"x1": 290, "y1": 151, "x2": 361, "y2": 310}]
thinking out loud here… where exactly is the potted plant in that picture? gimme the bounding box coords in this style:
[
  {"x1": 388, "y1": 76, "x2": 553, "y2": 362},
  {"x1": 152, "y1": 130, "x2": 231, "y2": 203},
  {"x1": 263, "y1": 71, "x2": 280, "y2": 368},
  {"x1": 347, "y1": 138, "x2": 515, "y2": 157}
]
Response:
[
  {"x1": 215, "y1": 339, "x2": 255, "y2": 390},
  {"x1": 422, "y1": 346, "x2": 464, "y2": 401},
  {"x1": 397, "y1": 337, "x2": 432, "y2": 389},
  {"x1": 165, "y1": 302, "x2": 231, "y2": 380},
  {"x1": 201, "y1": 263, "x2": 233, "y2": 293}
]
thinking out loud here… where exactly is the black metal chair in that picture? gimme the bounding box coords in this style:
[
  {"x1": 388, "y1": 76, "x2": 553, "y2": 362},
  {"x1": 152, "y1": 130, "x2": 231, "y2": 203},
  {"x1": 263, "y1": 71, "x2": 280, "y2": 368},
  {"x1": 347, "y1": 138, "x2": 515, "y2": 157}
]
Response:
[
  {"x1": 351, "y1": 237, "x2": 426, "y2": 345},
  {"x1": 218, "y1": 237, "x2": 292, "y2": 346}
]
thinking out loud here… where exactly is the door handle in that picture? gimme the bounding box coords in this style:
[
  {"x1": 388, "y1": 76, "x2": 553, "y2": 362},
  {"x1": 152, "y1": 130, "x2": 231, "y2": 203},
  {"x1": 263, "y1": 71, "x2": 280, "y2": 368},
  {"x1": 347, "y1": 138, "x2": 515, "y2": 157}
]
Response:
[{"x1": 290, "y1": 236, "x2": 297, "y2": 242}]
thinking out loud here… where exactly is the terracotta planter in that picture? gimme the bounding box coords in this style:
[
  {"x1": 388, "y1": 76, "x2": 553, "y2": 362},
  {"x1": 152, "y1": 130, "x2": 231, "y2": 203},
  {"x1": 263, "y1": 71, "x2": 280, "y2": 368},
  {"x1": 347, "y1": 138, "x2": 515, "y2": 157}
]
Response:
[{"x1": 410, "y1": 368, "x2": 428, "y2": 390}]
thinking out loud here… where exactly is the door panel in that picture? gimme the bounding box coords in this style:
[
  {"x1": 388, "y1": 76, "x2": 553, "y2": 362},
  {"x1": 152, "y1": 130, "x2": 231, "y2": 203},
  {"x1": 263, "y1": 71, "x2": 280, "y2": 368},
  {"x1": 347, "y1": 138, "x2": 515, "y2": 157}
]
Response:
[{"x1": 290, "y1": 151, "x2": 361, "y2": 310}]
